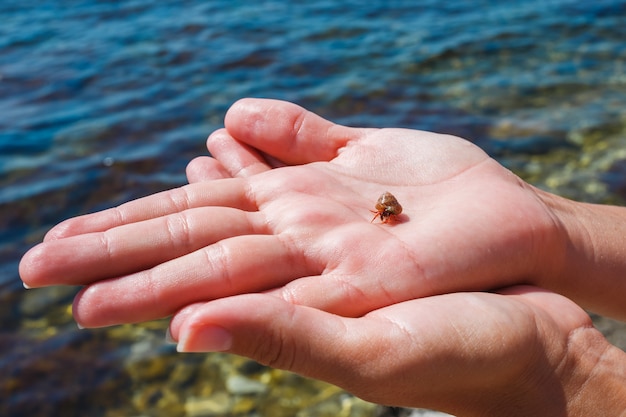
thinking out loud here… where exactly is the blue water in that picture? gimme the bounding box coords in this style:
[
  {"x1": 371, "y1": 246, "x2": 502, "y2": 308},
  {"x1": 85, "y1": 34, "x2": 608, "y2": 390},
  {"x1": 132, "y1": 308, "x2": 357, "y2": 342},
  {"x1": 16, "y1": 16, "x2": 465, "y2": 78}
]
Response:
[{"x1": 2, "y1": 1, "x2": 626, "y2": 415}]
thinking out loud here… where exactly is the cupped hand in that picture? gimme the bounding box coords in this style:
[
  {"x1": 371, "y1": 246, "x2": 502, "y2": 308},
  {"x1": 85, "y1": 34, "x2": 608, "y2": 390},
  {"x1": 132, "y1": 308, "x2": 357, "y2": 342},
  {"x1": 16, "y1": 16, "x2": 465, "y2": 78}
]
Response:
[
  {"x1": 20, "y1": 99, "x2": 563, "y2": 327},
  {"x1": 169, "y1": 286, "x2": 603, "y2": 416}
]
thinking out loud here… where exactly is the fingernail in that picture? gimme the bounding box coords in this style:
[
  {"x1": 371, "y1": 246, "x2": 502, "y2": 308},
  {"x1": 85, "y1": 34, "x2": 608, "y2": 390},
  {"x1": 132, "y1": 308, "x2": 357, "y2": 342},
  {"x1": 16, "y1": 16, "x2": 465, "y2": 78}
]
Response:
[
  {"x1": 23, "y1": 282, "x2": 31, "y2": 289},
  {"x1": 177, "y1": 325, "x2": 232, "y2": 353},
  {"x1": 165, "y1": 327, "x2": 176, "y2": 344},
  {"x1": 76, "y1": 322, "x2": 84, "y2": 330}
]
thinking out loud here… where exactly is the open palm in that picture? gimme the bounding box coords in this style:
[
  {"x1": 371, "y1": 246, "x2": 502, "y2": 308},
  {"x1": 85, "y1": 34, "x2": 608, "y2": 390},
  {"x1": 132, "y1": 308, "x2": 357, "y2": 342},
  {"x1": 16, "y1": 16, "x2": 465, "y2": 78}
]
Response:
[{"x1": 20, "y1": 99, "x2": 562, "y2": 327}]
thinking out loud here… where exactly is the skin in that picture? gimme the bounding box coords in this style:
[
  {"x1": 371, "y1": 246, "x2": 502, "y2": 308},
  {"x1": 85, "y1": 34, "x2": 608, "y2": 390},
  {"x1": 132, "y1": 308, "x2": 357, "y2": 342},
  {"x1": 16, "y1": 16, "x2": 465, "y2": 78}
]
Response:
[
  {"x1": 170, "y1": 288, "x2": 626, "y2": 417},
  {"x1": 19, "y1": 98, "x2": 626, "y2": 415}
]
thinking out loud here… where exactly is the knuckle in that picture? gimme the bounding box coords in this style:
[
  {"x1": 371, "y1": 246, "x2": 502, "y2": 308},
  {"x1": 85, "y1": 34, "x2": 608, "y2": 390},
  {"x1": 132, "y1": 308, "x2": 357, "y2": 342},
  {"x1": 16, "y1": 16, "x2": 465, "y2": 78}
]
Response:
[
  {"x1": 164, "y1": 212, "x2": 193, "y2": 251},
  {"x1": 247, "y1": 312, "x2": 300, "y2": 372}
]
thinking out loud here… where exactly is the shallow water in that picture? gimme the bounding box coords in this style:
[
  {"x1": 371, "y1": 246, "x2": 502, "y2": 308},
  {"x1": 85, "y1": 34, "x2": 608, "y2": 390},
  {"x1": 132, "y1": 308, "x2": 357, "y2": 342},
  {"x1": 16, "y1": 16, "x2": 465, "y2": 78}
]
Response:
[{"x1": 2, "y1": 1, "x2": 626, "y2": 415}]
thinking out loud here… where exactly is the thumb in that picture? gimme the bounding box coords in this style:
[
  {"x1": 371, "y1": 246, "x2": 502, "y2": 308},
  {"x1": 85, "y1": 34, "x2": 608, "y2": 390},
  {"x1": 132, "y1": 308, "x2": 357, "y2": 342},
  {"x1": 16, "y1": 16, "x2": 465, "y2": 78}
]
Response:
[
  {"x1": 224, "y1": 98, "x2": 362, "y2": 164},
  {"x1": 173, "y1": 294, "x2": 358, "y2": 382}
]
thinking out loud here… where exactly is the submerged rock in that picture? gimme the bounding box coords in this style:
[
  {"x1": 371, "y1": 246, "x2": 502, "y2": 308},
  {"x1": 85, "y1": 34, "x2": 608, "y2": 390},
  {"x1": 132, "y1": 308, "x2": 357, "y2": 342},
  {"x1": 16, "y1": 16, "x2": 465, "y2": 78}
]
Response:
[{"x1": 225, "y1": 375, "x2": 269, "y2": 395}]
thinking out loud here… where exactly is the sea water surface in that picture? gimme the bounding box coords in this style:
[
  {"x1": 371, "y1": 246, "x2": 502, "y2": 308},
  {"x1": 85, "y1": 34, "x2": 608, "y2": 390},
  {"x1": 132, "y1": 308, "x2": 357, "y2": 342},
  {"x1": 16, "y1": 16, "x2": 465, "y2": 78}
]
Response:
[{"x1": 2, "y1": 1, "x2": 626, "y2": 416}]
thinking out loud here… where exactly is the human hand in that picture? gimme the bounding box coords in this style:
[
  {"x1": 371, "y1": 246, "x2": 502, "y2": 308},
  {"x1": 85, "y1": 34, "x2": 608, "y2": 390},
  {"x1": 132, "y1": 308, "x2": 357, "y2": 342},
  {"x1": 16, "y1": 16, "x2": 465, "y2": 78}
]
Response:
[
  {"x1": 20, "y1": 99, "x2": 566, "y2": 327},
  {"x1": 192, "y1": 99, "x2": 626, "y2": 322},
  {"x1": 169, "y1": 286, "x2": 626, "y2": 416}
]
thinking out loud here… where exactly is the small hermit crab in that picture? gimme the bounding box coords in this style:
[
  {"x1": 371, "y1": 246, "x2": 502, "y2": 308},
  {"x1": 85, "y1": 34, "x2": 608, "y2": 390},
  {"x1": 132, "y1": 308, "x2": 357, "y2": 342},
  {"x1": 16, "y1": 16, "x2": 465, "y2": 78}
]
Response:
[{"x1": 370, "y1": 191, "x2": 403, "y2": 223}]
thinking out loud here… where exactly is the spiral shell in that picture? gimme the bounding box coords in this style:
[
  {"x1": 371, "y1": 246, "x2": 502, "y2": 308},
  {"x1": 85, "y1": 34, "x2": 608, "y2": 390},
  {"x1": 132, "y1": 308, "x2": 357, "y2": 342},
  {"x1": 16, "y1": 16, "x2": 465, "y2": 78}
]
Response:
[{"x1": 371, "y1": 191, "x2": 402, "y2": 223}]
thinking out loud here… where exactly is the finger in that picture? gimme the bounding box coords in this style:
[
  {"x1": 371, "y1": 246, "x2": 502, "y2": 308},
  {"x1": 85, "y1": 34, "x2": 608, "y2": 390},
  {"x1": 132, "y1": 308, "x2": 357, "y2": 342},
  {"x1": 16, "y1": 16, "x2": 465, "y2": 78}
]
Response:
[
  {"x1": 186, "y1": 156, "x2": 232, "y2": 183},
  {"x1": 171, "y1": 294, "x2": 448, "y2": 406},
  {"x1": 43, "y1": 177, "x2": 253, "y2": 240},
  {"x1": 497, "y1": 285, "x2": 592, "y2": 330},
  {"x1": 224, "y1": 98, "x2": 363, "y2": 164},
  {"x1": 173, "y1": 294, "x2": 362, "y2": 386},
  {"x1": 72, "y1": 234, "x2": 313, "y2": 328},
  {"x1": 206, "y1": 128, "x2": 274, "y2": 177},
  {"x1": 20, "y1": 207, "x2": 263, "y2": 288},
  {"x1": 268, "y1": 272, "x2": 431, "y2": 318}
]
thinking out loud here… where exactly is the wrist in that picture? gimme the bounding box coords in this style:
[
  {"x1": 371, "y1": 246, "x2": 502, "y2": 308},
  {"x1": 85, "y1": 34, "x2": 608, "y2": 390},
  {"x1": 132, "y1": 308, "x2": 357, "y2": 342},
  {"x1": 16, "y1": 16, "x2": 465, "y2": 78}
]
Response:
[
  {"x1": 559, "y1": 327, "x2": 626, "y2": 416},
  {"x1": 536, "y1": 189, "x2": 626, "y2": 320},
  {"x1": 484, "y1": 327, "x2": 626, "y2": 417}
]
